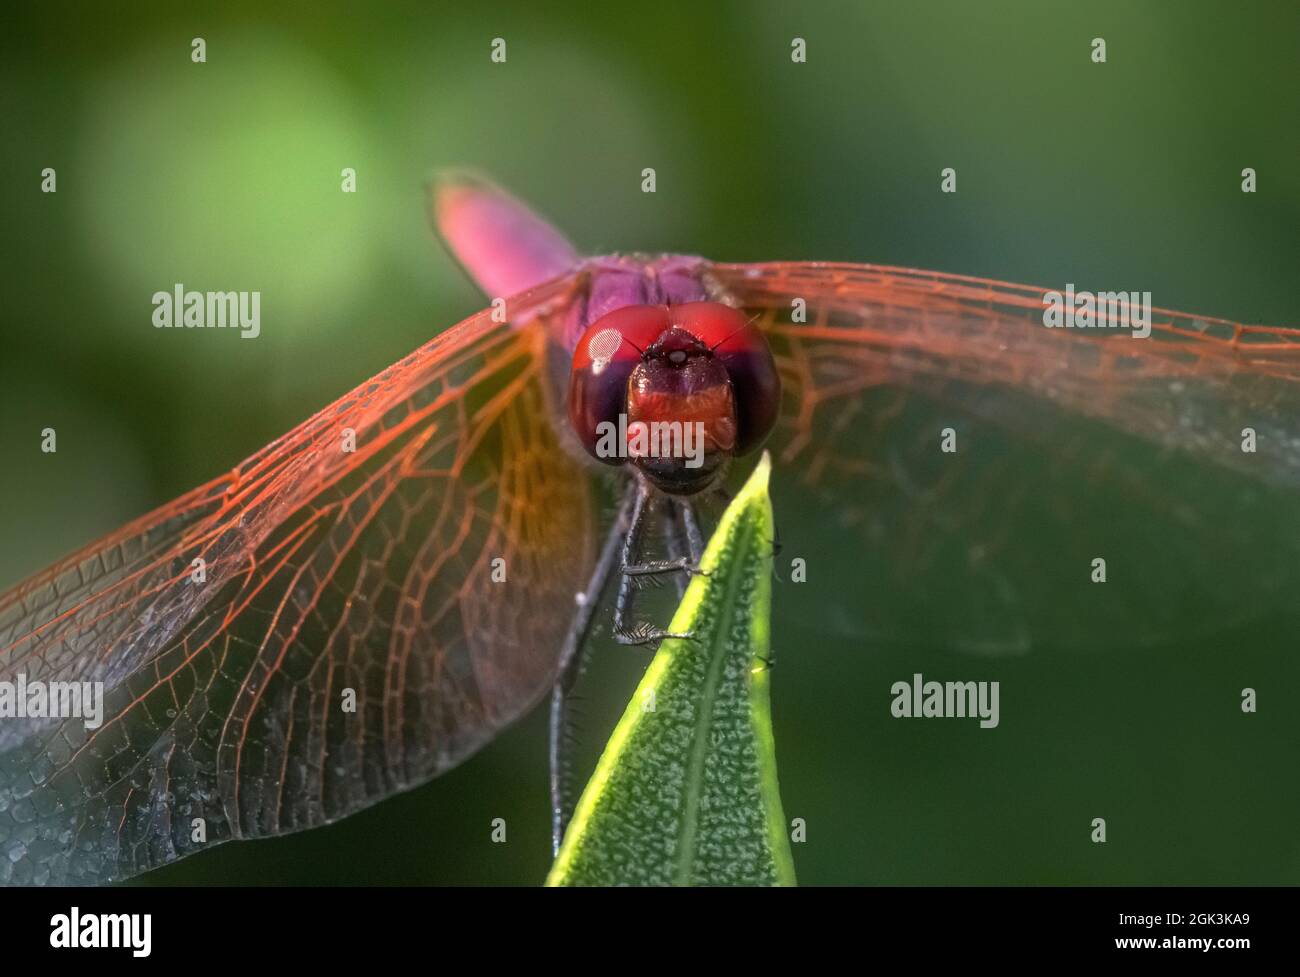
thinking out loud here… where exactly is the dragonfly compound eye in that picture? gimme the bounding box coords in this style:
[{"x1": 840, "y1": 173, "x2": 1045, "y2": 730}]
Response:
[
  {"x1": 671, "y1": 302, "x2": 780, "y2": 456},
  {"x1": 568, "y1": 305, "x2": 672, "y2": 466}
]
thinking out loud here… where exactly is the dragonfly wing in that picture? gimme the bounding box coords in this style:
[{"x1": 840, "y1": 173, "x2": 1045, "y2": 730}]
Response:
[
  {"x1": 711, "y1": 262, "x2": 1300, "y2": 654},
  {"x1": 0, "y1": 275, "x2": 597, "y2": 884}
]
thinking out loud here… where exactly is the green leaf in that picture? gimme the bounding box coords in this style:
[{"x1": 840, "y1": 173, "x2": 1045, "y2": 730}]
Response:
[{"x1": 546, "y1": 452, "x2": 794, "y2": 886}]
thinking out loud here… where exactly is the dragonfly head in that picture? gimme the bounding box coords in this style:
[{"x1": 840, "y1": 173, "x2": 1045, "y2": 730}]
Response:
[{"x1": 567, "y1": 301, "x2": 780, "y2": 495}]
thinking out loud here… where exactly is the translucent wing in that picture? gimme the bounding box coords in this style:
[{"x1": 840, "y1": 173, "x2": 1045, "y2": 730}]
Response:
[
  {"x1": 0, "y1": 274, "x2": 596, "y2": 884},
  {"x1": 712, "y1": 262, "x2": 1300, "y2": 653}
]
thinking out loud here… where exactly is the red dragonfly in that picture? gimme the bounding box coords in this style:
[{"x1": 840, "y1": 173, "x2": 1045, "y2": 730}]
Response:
[{"x1": 2, "y1": 173, "x2": 1298, "y2": 884}]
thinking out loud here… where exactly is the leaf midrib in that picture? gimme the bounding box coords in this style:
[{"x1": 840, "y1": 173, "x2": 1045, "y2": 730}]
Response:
[{"x1": 672, "y1": 516, "x2": 756, "y2": 885}]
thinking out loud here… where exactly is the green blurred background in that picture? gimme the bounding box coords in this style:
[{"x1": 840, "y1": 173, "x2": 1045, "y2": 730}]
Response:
[{"x1": 2, "y1": 0, "x2": 1297, "y2": 883}]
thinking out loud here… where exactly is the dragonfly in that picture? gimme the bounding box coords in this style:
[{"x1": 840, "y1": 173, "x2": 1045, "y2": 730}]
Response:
[{"x1": 2, "y1": 172, "x2": 1299, "y2": 885}]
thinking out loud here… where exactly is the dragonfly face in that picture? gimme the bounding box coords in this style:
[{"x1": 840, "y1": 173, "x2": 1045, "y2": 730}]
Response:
[
  {"x1": 2, "y1": 171, "x2": 1298, "y2": 885},
  {"x1": 567, "y1": 299, "x2": 780, "y2": 494}
]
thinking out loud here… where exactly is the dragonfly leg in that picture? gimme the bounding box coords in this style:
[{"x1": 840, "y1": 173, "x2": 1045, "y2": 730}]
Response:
[
  {"x1": 676, "y1": 498, "x2": 705, "y2": 564},
  {"x1": 551, "y1": 487, "x2": 705, "y2": 851},
  {"x1": 761, "y1": 510, "x2": 785, "y2": 581},
  {"x1": 619, "y1": 492, "x2": 707, "y2": 586},
  {"x1": 622, "y1": 499, "x2": 707, "y2": 580},
  {"x1": 613, "y1": 479, "x2": 691, "y2": 646},
  {"x1": 661, "y1": 497, "x2": 689, "y2": 601},
  {"x1": 549, "y1": 480, "x2": 637, "y2": 856},
  {"x1": 621, "y1": 555, "x2": 707, "y2": 578}
]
